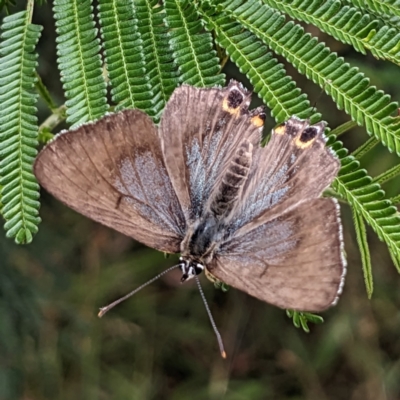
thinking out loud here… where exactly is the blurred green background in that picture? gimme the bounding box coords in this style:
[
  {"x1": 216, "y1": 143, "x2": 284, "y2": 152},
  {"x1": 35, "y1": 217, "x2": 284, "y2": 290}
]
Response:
[{"x1": 1, "y1": 3, "x2": 400, "y2": 400}]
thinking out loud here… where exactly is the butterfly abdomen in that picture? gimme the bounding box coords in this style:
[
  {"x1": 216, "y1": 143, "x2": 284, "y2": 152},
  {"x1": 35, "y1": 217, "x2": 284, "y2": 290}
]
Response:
[{"x1": 210, "y1": 141, "x2": 252, "y2": 219}]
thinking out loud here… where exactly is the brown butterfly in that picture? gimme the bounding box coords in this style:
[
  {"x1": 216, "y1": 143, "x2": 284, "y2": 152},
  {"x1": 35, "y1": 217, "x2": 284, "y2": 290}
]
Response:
[{"x1": 34, "y1": 81, "x2": 346, "y2": 351}]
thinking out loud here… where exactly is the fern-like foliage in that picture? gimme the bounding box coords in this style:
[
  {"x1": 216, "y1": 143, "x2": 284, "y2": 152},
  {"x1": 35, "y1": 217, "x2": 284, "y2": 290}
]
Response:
[
  {"x1": 352, "y1": 207, "x2": 373, "y2": 298},
  {"x1": 201, "y1": 11, "x2": 317, "y2": 122},
  {"x1": 0, "y1": 11, "x2": 42, "y2": 243},
  {"x1": 0, "y1": 0, "x2": 16, "y2": 15},
  {"x1": 98, "y1": 0, "x2": 224, "y2": 116},
  {"x1": 351, "y1": 136, "x2": 379, "y2": 160},
  {"x1": 286, "y1": 310, "x2": 324, "y2": 332},
  {"x1": 373, "y1": 163, "x2": 400, "y2": 186},
  {"x1": 261, "y1": 0, "x2": 400, "y2": 65},
  {"x1": 332, "y1": 140, "x2": 400, "y2": 272},
  {"x1": 349, "y1": 0, "x2": 400, "y2": 20},
  {"x1": 53, "y1": 0, "x2": 108, "y2": 127},
  {"x1": 344, "y1": 0, "x2": 400, "y2": 31},
  {"x1": 164, "y1": 0, "x2": 224, "y2": 87},
  {"x1": 98, "y1": 0, "x2": 154, "y2": 113},
  {"x1": 211, "y1": 0, "x2": 400, "y2": 156},
  {"x1": 134, "y1": 0, "x2": 179, "y2": 119}
]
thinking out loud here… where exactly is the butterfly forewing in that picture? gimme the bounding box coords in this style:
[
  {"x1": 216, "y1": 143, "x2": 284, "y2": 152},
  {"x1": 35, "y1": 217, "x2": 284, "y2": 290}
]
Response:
[
  {"x1": 34, "y1": 110, "x2": 185, "y2": 253},
  {"x1": 212, "y1": 198, "x2": 345, "y2": 312}
]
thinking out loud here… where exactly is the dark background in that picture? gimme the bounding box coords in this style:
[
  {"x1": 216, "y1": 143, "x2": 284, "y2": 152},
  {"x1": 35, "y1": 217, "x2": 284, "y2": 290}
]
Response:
[{"x1": 1, "y1": 3, "x2": 400, "y2": 399}]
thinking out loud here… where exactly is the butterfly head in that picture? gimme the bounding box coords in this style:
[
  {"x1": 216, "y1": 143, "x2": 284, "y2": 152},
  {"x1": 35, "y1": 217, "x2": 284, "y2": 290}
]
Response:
[{"x1": 179, "y1": 257, "x2": 204, "y2": 283}]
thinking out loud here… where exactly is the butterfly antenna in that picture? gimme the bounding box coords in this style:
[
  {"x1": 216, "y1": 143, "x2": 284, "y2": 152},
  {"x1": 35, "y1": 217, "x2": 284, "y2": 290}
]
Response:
[
  {"x1": 98, "y1": 264, "x2": 180, "y2": 318},
  {"x1": 195, "y1": 274, "x2": 227, "y2": 359}
]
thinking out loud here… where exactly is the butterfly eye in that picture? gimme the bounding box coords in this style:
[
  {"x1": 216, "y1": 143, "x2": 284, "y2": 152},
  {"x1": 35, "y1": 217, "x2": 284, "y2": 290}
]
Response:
[
  {"x1": 194, "y1": 263, "x2": 204, "y2": 275},
  {"x1": 180, "y1": 262, "x2": 204, "y2": 282}
]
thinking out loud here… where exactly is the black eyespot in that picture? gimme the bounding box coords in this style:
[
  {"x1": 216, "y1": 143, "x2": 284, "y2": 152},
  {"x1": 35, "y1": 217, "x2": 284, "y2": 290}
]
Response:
[
  {"x1": 300, "y1": 127, "x2": 318, "y2": 143},
  {"x1": 258, "y1": 112, "x2": 266, "y2": 122},
  {"x1": 227, "y1": 89, "x2": 244, "y2": 109}
]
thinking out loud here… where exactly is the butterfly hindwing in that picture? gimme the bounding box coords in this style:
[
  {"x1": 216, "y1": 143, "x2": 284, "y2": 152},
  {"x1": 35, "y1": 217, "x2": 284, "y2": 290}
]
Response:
[
  {"x1": 231, "y1": 117, "x2": 341, "y2": 234},
  {"x1": 211, "y1": 198, "x2": 346, "y2": 312},
  {"x1": 34, "y1": 110, "x2": 185, "y2": 253},
  {"x1": 159, "y1": 81, "x2": 265, "y2": 223},
  {"x1": 207, "y1": 116, "x2": 346, "y2": 311}
]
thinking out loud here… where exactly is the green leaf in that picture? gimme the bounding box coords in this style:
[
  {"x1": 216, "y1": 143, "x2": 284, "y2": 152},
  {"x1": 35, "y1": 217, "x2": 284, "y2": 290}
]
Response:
[
  {"x1": 333, "y1": 147, "x2": 400, "y2": 273},
  {"x1": 165, "y1": 0, "x2": 224, "y2": 87},
  {"x1": 134, "y1": 0, "x2": 180, "y2": 120},
  {"x1": 200, "y1": 9, "x2": 318, "y2": 122},
  {"x1": 261, "y1": 0, "x2": 400, "y2": 65},
  {"x1": 214, "y1": 280, "x2": 230, "y2": 292},
  {"x1": 0, "y1": 11, "x2": 42, "y2": 244},
  {"x1": 213, "y1": 0, "x2": 400, "y2": 156},
  {"x1": 351, "y1": 136, "x2": 380, "y2": 160},
  {"x1": 348, "y1": 0, "x2": 400, "y2": 21},
  {"x1": 373, "y1": 163, "x2": 400, "y2": 185},
  {"x1": 54, "y1": 0, "x2": 108, "y2": 127},
  {"x1": 352, "y1": 208, "x2": 373, "y2": 298},
  {"x1": 286, "y1": 310, "x2": 324, "y2": 332},
  {"x1": 98, "y1": 0, "x2": 155, "y2": 113}
]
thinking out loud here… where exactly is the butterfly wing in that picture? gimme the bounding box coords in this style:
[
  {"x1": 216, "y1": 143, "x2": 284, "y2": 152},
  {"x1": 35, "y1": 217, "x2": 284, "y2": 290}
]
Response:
[
  {"x1": 230, "y1": 117, "x2": 340, "y2": 234},
  {"x1": 34, "y1": 110, "x2": 185, "y2": 253},
  {"x1": 208, "y1": 118, "x2": 345, "y2": 311},
  {"x1": 159, "y1": 80, "x2": 265, "y2": 222},
  {"x1": 211, "y1": 198, "x2": 346, "y2": 312}
]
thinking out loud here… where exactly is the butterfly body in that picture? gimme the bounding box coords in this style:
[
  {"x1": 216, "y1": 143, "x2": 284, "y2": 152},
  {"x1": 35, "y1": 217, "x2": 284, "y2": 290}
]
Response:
[
  {"x1": 209, "y1": 140, "x2": 253, "y2": 219},
  {"x1": 34, "y1": 80, "x2": 346, "y2": 313},
  {"x1": 180, "y1": 137, "x2": 255, "y2": 281}
]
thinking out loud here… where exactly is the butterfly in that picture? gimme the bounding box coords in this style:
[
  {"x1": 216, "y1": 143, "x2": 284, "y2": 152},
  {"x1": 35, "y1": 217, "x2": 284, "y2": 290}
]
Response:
[{"x1": 34, "y1": 80, "x2": 346, "y2": 325}]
